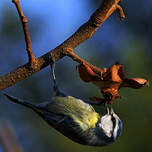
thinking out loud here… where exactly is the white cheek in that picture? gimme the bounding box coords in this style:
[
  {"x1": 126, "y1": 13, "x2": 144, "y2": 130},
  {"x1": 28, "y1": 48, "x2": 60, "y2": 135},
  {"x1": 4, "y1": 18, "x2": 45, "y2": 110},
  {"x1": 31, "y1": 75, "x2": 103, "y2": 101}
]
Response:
[
  {"x1": 100, "y1": 116, "x2": 113, "y2": 138},
  {"x1": 113, "y1": 119, "x2": 119, "y2": 139}
]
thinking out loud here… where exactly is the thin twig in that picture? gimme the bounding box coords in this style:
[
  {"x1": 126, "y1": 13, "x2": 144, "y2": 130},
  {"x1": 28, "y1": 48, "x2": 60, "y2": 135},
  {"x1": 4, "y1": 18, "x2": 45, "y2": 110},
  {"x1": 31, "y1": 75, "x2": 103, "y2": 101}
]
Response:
[
  {"x1": 64, "y1": 50, "x2": 105, "y2": 76},
  {"x1": 12, "y1": 0, "x2": 36, "y2": 64},
  {"x1": 116, "y1": 4, "x2": 125, "y2": 20},
  {"x1": 0, "y1": 0, "x2": 125, "y2": 90}
]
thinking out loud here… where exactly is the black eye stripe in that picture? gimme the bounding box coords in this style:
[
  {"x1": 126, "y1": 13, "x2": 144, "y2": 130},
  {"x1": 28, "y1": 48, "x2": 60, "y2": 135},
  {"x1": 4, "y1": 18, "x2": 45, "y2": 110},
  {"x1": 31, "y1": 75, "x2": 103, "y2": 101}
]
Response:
[{"x1": 111, "y1": 115, "x2": 116, "y2": 129}]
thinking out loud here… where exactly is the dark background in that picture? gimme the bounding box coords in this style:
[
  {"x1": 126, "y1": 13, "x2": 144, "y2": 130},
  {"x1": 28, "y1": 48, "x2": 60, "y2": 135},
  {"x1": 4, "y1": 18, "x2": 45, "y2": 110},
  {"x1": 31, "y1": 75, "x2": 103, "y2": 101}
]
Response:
[{"x1": 0, "y1": 0, "x2": 152, "y2": 152}]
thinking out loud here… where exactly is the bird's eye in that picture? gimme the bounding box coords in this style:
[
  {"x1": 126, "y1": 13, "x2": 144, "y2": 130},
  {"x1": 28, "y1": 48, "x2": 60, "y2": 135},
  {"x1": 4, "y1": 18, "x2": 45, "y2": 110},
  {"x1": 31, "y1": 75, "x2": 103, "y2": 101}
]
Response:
[{"x1": 103, "y1": 92, "x2": 112, "y2": 101}]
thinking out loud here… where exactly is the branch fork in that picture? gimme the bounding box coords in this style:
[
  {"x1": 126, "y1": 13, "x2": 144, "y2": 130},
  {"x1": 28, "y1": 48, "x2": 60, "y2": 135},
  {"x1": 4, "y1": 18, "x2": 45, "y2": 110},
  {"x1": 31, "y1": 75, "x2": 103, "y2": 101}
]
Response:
[{"x1": 0, "y1": 0, "x2": 125, "y2": 90}]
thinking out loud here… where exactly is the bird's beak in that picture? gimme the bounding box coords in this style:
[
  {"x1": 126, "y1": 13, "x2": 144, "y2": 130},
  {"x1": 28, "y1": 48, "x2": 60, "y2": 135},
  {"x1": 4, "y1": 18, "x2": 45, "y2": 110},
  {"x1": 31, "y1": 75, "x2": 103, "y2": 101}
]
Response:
[
  {"x1": 106, "y1": 107, "x2": 110, "y2": 114},
  {"x1": 110, "y1": 107, "x2": 114, "y2": 115},
  {"x1": 106, "y1": 107, "x2": 115, "y2": 115}
]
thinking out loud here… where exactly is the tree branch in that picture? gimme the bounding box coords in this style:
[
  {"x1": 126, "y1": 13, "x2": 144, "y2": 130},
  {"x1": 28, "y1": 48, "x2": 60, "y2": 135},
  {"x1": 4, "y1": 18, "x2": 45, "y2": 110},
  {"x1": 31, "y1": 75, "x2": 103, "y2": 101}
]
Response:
[{"x1": 0, "y1": 0, "x2": 125, "y2": 91}]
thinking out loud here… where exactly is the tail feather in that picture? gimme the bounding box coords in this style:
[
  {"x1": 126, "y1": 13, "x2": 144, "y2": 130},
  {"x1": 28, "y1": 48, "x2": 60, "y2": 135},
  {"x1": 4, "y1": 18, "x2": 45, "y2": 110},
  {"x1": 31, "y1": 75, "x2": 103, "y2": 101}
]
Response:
[{"x1": 3, "y1": 93, "x2": 42, "y2": 114}]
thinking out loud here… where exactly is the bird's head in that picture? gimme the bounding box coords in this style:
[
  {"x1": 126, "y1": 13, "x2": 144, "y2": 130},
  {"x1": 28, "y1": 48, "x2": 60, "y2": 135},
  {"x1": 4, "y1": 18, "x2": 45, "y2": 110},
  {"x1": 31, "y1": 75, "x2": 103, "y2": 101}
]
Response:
[{"x1": 96, "y1": 108, "x2": 122, "y2": 145}]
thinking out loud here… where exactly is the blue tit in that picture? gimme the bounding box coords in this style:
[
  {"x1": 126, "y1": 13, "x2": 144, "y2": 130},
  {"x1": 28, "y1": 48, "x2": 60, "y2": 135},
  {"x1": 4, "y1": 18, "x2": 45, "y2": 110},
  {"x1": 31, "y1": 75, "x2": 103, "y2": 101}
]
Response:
[
  {"x1": 3, "y1": 64, "x2": 122, "y2": 146},
  {"x1": 4, "y1": 94, "x2": 122, "y2": 146}
]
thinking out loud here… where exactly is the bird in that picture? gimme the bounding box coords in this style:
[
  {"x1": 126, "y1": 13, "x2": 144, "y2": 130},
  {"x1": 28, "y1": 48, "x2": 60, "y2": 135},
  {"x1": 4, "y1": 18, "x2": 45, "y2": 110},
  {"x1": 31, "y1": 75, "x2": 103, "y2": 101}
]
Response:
[{"x1": 3, "y1": 63, "x2": 123, "y2": 146}]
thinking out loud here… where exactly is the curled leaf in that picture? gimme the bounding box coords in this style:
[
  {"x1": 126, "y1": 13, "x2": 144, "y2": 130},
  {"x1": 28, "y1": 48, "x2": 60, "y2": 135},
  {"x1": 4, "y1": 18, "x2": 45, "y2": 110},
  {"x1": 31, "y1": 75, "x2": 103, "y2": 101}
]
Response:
[
  {"x1": 77, "y1": 63, "x2": 101, "y2": 82},
  {"x1": 77, "y1": 62, "x2": 148, "y2": 105},
  {"x1": 122, "y1": 78, "x2": 148, "y2": 89}
]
